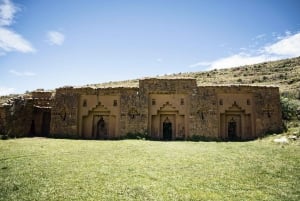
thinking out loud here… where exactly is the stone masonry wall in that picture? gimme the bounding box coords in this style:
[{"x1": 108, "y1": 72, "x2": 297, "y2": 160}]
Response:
[
  {"x1": 2, "y1": 98, "x2": 34, "y2": 137},
  {"x1": 190, "y1": 86, "x2": 219, "y2": 138},
  {"x1": 119, "y1": 88, "x2": 146, "y2": 136},
  {"x1": 252, "y1": 87, "x2": 283, "y2": 135},
  {"x1": 50, "y1": 87, "x2": 80, "y2": 138},
  {"x1": 1, "y1": 78, "x2": 283, "y2": 140},
  {"x1": 139, "y1": 78, "x2": 198, "y2": 138}
]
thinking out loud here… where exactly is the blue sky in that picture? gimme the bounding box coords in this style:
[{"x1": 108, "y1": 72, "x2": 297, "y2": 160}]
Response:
[{"x1": 0, "y1": 0, "x2": 300, "y2": 95}]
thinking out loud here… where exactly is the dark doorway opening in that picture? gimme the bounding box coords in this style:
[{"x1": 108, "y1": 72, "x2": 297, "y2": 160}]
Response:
[
  {"x1": 97, "y1": 117, "x2": 107, "y2": 139},
  {"x1": 30, "y1": 107, "x2": 51, "y2": 137},
  {"x1": 228, "y1": 118, "x2": 237, "y2": 140},
  {"x1": 29, "y1": 120, "x2": 36, "y2": 136},
  {"x1": 41, "y1": 111, "x2": 51, "y2": 137},
  {"x1": 163, "y1": 117, "x2": 172, "y2": 140}
]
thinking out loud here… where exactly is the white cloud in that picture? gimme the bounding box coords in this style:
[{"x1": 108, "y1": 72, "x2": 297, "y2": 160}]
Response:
[
  {"x1": 190, "y1": 32, "x2": 300, "y2": 70},
  {"x1": 0, "y1": 0, "x2": 35, "y2": 54},
  {"x1": 0, "y1": 86, "x2": 15, "y2": 95},
  {"x1": 264, "y1": 33, "x2": 300, "y2": 57},
  {"x1": 9, "y1": 69, "x2": 36, "y2": 76},
  {"x1": 0, "y1": 0, "x2": 17, "y2": 26},
  {"x1": 189, "y1": 61, "x2": 212, "y2": 68},
  {"x1": 207, "y1": 54, "x2": 279, "y2": 69},
  {"x1": 46, "y1": 31, "x2": 65, "y2": 46},
  {"x1": 0, "y1": 27, "x2": 35, "y2": 53}
]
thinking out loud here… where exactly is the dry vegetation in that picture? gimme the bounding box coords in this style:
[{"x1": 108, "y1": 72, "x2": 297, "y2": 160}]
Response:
[
  {"x1": 90, "y1": 57, "x2": 300, "y2": 96},
  {"x1": 1, "y1": 57, "x2": 299, "y2": 97}
]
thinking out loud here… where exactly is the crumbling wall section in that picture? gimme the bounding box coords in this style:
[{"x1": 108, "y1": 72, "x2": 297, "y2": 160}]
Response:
[
  {"x1": 50, "y1": 87, "x2": 80, "y2": 138},
  {"x1": 0, "y1": 97, "x2": 34, "y2": 137},
  {"x1": 0, "y1": 106, "x2": 8, "y2": 135}
]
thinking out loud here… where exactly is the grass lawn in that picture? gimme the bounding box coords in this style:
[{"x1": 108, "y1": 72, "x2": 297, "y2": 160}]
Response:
[{"x1": 0, "y1": 137, "x2": 299, "y2": 201}]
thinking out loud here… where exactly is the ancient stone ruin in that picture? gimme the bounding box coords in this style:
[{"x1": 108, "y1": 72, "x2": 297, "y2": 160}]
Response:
[{"x1": 0, "y1": 78, "x2": 283, "y2": 140}]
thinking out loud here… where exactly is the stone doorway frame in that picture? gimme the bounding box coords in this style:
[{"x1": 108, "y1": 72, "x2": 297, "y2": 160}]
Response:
[
  {"x1": 220, "y1": 102, "x2": 252, "y2": 140},
  {"x1": 227, "y1": 116, "x2": 240, "y2": 140},
  {"x1": 161, "y1": 115, "x2": 175, "y2": 140}
]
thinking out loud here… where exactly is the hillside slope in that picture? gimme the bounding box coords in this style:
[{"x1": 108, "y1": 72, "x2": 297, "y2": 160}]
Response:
[
  {"x1": 1, "y1": 57, "x2": 300, "y2": 102},
  {"x1": 92, "y1": 56, "x2": 300, "y2": 97}
]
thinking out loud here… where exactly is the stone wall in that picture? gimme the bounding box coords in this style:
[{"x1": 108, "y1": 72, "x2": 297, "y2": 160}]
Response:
[
  {"x1": 1, "y1": 97, "x2": 34, "y2": 137},
  {"x1": 139, "y1": 78, "x2": 197, "y2": 139},
  {"x1": 190, "y1": 86, "x2": 219, "y2": 138},
  {"x1": 0, "y1": 106, "x2": 7, "y2": 134},
  {"x1": 252, "y1": 87, "x2": 282, "y2": 135},
  {"x1": 119, "y1": 88, "x2": 146, "y2": 136},
  {"x1": 50, "y1": 87, "x2": 81, "y2": 138},
  {"x1": 0, "y1": 78, "x2": 283, "y2": 140}
]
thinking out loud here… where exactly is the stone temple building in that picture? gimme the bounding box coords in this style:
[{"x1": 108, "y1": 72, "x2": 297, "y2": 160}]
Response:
[{"x1": 0, "y1": 78, "x2": 283, "y2": 140}]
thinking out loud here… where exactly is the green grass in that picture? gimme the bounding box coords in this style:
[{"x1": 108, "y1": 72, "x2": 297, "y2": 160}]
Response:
[{"x1": 0, "y1": 138, "x2": 299, "y2": 201}]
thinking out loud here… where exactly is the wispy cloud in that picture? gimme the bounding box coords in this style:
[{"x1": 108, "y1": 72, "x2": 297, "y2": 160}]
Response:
[
  {"x1": 0, "y1": 86, "x2": 15, "y2": 95},
  {"x1": 0, "y1": 28, "x2": 35, "y2": 53},
  {"x1": 0, "y1": 0, "x2": 35, "y2": 55},
  {"x1": 9, "y1": 69, "x2": 36, "y2": 76},
  {"x1": 189, "y1": 61, "x2": 211, "y2": 68},
  {"x1": 46, "y1": 31, "x2": 65, "y2": 46},
  {"x1": 190, "y1": 32, "x2": 300, "y2": 70},
  {"x1": 253, "y1": 33, "x2": 266, "y2": 40}
]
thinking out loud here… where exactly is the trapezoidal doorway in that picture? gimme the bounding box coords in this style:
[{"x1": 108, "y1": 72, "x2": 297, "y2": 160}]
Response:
[
  {"x1": 96, "y1": 116, "x2": 108, "y2": 139},
  {"x1": 228, "y1": 117, "x2": 237, "y2": 140},
  {"x1": 163, "y1": 117, "x2": 172, "y2": 140},
  {"x1": 93, "y1": 115, "x2": 108, "y2": 139}
]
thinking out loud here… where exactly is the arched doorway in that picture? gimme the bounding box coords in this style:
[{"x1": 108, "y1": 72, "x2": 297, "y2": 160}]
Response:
[
  {"x1": 163, "y1": 117, "x2": 172, "y2": 140},
  {"x1": 96, "y1": 116, "x2": 107, "y2": 139}
]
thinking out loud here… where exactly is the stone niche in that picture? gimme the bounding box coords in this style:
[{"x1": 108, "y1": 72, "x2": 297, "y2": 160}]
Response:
[
  {"x1": 148, "y1": 93, "x2": 188, "y2": 140},
  {"x1": 218, "y1": 93, "x2": 254, "y2": 140},
  {"x1": 79, "y1": 94, "x2": 120, "y2": 139}
]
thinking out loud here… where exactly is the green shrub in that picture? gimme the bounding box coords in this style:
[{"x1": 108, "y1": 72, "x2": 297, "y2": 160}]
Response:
[{"x1": 280, "y1": 97, "x2": 300, "y2": 120}]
